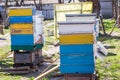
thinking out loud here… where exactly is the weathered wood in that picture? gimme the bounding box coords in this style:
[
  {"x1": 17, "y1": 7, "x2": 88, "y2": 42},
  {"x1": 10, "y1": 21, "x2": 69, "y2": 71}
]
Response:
[
  {"x1": 64, "y1": 73, "x2": 95, "y2": 80},
  {"x1": 14, "y1": 52, "x2": 35, "y2": 64},
  {"x1": 34, "y1": 64, "x2": 60, "y2": 80},
  {"x1": 0, "y1": 66, "x2": 30, "y2": 74}
]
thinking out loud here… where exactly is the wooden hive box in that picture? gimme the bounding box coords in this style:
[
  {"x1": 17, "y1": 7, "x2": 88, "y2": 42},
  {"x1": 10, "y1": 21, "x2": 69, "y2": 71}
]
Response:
[
  {"x1": 10, "y1": 24, "x2": 33, "y2": 34},
  {"x1": 58, "y1": 21, "x2": 95, "y2": 34},
  {"x1": 59, "y1": 33, "x2": 95, "y2": 44},
  {"x1": 64, "y1": 73, "x2": 95, "y2": 80},
  {"x1": 9, "y1": 7, "x2": 33, "y2": 16},
  {"x1": 60, "y1": 44, "x2": 95, "y2": 54},
  {"x1": 14, "y1": 51, "x2": 35, "y2": 64},
  {"x1": 60, "y1": 63, "x2": 95, "y2": 74},
  {"x1": 66, "y1": 13, "x2": 96, "y2": 22},
  {"x1": 60, "y1": 54, "x2": 95, "y2": 65},
  {"x1": 9, "y1": 16, "x2": 33, "y2": 24}
]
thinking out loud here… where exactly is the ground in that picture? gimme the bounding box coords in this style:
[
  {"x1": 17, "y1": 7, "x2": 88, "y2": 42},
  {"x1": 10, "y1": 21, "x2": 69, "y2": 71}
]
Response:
[{"x1": 0, "y1": 19, "x2": 120, "y2": 80}]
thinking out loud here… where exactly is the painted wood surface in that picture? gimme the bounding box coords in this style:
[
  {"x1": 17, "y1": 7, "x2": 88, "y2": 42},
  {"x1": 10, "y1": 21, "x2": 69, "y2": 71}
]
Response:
[
  {"x1": 66, "y1": 13, "x2": 96, "y2": 22},
  {"x1": 10, "y1": 24, "x2": 33, "y2": 34},
  {"x1": 54, "y1": 2, "x2": 93, "y2": 38},
  {"x1": 9, "y1": 8, "x2": 33, "y2": 16},
  {"x1": 11, "y1": 44, "x2": 43, "y2": 50},
  {"x1": 60, "y1": 44, "x2": 94, "y2": 55},
  {"x1": 58, "y1": 22, "x2": 95, "y2": 34},
  {"x1": 60, "y1": 64, "x2": 94, "y2": 74},
  {"x1": 59, "y1": 34, "x2": 94, "y2": 44},
  {"x1": 11, "y1": 34, "x2": 34, "y2": 45},
  {"x1": 14, "y1": 52, "x2": 35, "y2": 63},
  {"x1": 9, "y1": 16, "x2": 33, "y2": 24},
  {"x1": 60, "y1": 54, "x2": 94, "y2": 64}
]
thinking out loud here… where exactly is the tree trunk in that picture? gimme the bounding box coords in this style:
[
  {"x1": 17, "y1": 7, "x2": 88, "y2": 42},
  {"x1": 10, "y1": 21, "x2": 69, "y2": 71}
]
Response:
[
  {"x1": 58, "y1": 0, "x2": 64, "y2": 3},
  {"x1": 20, "y1": 0, "x2": 24, "y2": 6}
]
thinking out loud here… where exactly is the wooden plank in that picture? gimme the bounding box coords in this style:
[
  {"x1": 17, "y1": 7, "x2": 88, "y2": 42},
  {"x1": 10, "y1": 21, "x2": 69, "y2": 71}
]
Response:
[
  {"x1": 10, "y1": 24, "x2": 33, "y2": 34},
  {"x1": 58, "y1": 22, "x2": 95, "y2": 34},
  {"x1": 82, "y1": 2, "x2": 93, "y2": 13},
  {"x1": 59, "y1": 34, "x2": 94, "y2": 44},
  {"x1": 60, "y1": 64, "x2": 95, "y2": 74},
  {"x1": 0, "y1": 66, "x2": 30, "y2": 74},
  {"x1": 66, "y1": 13, "x2": 96, "y2": 22},
  {"x1": 11, "y1": 34, "x2": 34, "y2": 45},
  {"x1": 14, "y1": 52, "x2": 35, "y2": 64},
  {"x1": 9, "y1": 8, "x2": 33, "y2": 16},
  {"x1": 64, "y1": 74, "x2": 95, "y2": 80},
  {"x1": 60, "y1": 44, "x2": 94, "y2": 55}
]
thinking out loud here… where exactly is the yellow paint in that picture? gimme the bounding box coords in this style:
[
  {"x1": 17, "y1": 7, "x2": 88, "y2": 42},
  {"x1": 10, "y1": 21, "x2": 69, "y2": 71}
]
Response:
[
  {"x1": 59, "y1": 34, "x2": 94, "y2": 44},
  {"x1": 9, "y1": 8, "x2": 32, "y2": 16},
  {"x1": 54, "y1": 2, "x2": 93, "y2": 38},
  {"x1": 10, "y1": 24, "x2": 33, "y2": 34},
  {"x1": 82, "y1": 2, "x2": 93, "y2": 13}
]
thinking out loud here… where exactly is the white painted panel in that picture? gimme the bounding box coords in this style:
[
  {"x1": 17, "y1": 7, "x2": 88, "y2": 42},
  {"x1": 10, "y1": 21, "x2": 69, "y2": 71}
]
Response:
[
  {"x1": 33, "y1": 11, "x2": 44, "y2": 44},
  {"x1": 66, "y1": 16, "x2": 96, "y2": 22},
  {"x1": 58, "y1": 22, "x2": 95, "y2": 34}
]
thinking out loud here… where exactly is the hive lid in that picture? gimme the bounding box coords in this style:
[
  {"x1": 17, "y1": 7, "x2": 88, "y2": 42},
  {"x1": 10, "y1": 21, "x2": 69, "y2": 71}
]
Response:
[
  {"x1": 66, "y1": 13, "x2": 96, "y2": 17},
  {"x1": 58, "y1": 21, "x2": 95, "y2": 24}
]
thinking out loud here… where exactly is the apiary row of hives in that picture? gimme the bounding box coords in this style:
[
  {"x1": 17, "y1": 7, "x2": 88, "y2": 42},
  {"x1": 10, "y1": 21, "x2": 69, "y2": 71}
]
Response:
[{"x1": 58, "y1": 13, "x2": 99, "y2": 74}]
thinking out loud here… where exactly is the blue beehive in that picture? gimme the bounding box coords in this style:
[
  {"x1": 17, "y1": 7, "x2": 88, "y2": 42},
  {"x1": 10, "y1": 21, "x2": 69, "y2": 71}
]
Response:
[{"x1": 58, "y1": 18, "x2": 97, "y2": 74}]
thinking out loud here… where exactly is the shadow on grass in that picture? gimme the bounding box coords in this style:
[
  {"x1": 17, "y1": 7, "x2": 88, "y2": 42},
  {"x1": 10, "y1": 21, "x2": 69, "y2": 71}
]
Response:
[
  {"x1": 104, "y1": 46, "x2": 116, "y2": 49},
  {"x1": 0, "y1": 58, "x2": 13, "y2": 68},
  {"x1": 107, "y1": 52, "x2": 117, "y2": 56},
  {"x1": 98, "y1": 34, "x2": 120, "y2": 42}
]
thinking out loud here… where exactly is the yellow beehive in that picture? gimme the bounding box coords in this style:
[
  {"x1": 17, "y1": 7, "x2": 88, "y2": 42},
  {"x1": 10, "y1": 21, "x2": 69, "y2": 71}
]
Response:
[
  {"x1": 10, "y1": 24, "x2": 33, "y2": 34},
  {"x1": 59, "y1": 34, "x2": 94, "y2": 44},
  {"x1": 9, "y1": 8, "x2": 32, "y2": 16}
]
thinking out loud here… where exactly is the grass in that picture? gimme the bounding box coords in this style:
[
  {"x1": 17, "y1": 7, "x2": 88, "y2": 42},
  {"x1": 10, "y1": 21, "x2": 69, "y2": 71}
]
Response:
[
  {"x1": 0, "y1": 46, "x2": 10, "y2": 60},
  {"x1": 4, "y1": 28, "x2": 10, "y2": 34},
  {"x1": 96, "y1": 19, "x2": 120, "y2": 80}
]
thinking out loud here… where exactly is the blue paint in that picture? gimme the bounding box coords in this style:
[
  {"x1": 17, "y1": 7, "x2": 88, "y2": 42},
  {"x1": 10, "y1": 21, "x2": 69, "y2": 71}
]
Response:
[
  {"x1": 60, "y1": 54, "x2": 94, "y2": 64},
  {"x1": 11, "y1": 34, "x2": 34, "y2": 45},
  {"x1": 60, "y1": 64, "x2": 95, "y2": 74},
  {"x1": 9, "y1": 16, "x2": 33, "y2": 24},
  {"x1": 60, "y1": 44, "x2": 94, "y2": 55}
]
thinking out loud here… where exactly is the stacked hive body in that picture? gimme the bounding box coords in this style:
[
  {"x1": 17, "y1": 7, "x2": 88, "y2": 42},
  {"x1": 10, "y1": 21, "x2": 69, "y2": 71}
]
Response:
[
  {"x1": 9, "y1": 7, "x2": 43, "y2": 51},
  {"x1": 66, "y1": 13, "x2": 99, "y2": 38},
  {"x1": 9, "y1": 7, "x2": 44, "y2": 66},
  {"x1": 58, "y1": 14, "x2": 98, "y2": 74}
]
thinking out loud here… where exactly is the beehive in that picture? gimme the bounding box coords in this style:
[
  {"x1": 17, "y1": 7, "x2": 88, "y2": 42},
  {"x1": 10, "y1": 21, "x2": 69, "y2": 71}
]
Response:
[
  {"x1": 9, "y1": 7, "x2": 43, "y2": 50},
  {"x1": 58, "y1": 15, "x2": 97, "y2": 74}
]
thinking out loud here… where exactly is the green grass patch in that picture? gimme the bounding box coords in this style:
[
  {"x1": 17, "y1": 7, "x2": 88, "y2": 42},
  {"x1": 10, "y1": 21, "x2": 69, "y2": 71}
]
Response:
[
  {"x1": 0, "y1": 46, "x2": 10, "y2": 60},
  {"x1": 4, "y1": 28, "x2": 10, "y2": 34},
  {"x1": 96, "y1": 19, "x2": 120, "y2": 79}
]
